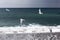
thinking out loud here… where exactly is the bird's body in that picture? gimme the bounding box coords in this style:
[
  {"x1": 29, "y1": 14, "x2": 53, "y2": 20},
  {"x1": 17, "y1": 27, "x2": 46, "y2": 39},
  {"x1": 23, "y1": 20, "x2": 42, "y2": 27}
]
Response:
[{"x1": 39, "y1": 9, "x2": 43, "y2": 14}]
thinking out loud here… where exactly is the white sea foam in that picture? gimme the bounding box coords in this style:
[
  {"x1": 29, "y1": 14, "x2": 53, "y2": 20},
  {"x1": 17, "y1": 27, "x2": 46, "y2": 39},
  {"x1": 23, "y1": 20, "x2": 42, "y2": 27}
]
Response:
[{"x1": 0, "y1": 24, "x2": 60, "y2": 34}]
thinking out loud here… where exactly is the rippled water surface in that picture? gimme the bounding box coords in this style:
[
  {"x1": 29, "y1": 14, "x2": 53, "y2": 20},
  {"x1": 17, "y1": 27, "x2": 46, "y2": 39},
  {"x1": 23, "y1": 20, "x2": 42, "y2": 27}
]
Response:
[{"x1": 0, "y1": 8, "x2": 60, "y2": 26}]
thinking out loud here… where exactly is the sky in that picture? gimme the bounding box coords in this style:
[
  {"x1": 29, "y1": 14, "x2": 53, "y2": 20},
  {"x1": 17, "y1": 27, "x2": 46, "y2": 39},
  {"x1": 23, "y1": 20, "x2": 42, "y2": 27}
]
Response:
[{"x1": 0, "y1": 0, "x2": 59, "y2": 8}]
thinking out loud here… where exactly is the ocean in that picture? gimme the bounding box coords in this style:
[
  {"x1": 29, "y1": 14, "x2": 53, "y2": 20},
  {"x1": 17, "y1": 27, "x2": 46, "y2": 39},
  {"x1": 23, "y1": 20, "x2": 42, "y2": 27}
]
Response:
[{"x1": 0, "y1": 8, "x2": 60, "y2": 26}]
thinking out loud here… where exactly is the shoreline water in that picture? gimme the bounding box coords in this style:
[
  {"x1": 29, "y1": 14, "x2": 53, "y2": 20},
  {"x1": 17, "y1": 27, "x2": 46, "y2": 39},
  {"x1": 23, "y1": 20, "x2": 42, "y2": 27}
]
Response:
[{"x1": 0, "y1": 25, "x2": 60, "y2": 34}]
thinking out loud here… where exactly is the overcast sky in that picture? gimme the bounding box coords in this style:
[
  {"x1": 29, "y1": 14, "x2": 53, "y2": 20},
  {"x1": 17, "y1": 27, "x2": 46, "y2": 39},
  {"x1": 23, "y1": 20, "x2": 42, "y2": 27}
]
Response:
[{"x1": 0, "y1": 0, "x2": 59, "y2": 8}]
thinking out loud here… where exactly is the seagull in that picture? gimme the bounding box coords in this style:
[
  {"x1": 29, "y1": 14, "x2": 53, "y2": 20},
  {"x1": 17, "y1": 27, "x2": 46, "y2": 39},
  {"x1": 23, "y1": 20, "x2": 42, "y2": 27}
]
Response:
[
  {"x1": 20, "y1": 18, "x2": 25, "y2": 26},
  {"x1": 39, "y1": 9, "x2": 43, "y2": 14},
  {"x1": 5, "y1": 8, "x2": 10, "y2": 12}
]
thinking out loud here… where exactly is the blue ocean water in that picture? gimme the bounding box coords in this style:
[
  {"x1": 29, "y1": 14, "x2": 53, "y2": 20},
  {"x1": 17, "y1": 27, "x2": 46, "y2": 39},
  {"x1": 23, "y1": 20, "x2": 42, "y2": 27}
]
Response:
[{"x1": 0, "y1": 8, "x2": 60, "y2": 26}]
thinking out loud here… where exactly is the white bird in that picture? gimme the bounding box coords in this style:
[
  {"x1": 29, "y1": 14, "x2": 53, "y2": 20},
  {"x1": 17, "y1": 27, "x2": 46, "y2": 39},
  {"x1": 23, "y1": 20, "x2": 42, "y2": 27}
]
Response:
[
  {"x1": 5, "y1": 8, "x2": 10, "y2": 12},
  {"x1": 39, "y1": 9, "x2": 43, "y2": 14},
  {"x1": 20, "y1": 18, "x2": 25, "y2": 26}
]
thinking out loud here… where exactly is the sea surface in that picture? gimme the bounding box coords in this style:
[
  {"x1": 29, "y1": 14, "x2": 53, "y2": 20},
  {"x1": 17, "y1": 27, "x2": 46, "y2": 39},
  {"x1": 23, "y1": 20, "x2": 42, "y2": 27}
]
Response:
[{"x1": 0, "y1": 8, "x2": 60, "y2": 26}]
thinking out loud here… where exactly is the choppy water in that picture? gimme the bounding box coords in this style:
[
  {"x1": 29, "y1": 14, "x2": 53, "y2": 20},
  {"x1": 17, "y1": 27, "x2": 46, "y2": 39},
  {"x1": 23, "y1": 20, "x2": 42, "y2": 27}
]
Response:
[{"x1": 0, "y1": 8, "x2": 60, "y2": 26}]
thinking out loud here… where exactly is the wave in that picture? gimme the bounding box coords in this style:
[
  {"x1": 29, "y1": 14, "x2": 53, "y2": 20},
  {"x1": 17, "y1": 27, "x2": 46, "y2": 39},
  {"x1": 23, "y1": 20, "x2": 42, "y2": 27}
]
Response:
[{"x1": 0, "y1": 23, "x2": 59, "y2": 34}]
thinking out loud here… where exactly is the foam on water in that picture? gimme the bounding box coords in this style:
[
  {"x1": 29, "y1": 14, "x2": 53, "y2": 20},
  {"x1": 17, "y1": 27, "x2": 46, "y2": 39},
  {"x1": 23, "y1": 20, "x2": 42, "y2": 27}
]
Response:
[{"x1": 0, "y1": 23, "x2": 60, "y2": 34}]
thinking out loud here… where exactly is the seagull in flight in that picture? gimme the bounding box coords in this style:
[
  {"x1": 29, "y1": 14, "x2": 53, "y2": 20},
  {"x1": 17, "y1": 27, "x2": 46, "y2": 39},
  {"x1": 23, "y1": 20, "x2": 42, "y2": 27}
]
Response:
[
  {"x1": 5, "y1": 8, "x2": 10, "y2": 12},
  {"x1": 39, "y1": 9, "x2": 43, "y2": 14}
]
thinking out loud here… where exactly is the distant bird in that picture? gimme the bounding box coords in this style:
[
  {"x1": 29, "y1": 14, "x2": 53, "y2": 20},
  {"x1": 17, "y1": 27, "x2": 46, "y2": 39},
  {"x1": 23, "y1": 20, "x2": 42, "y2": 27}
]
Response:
[
  {"x1": 20, "y1": 18, "x2": 25, "y2": 26},
  {"x1": 39, "y1": 9, "x2": 43, "y2": 14},
  {"x1": 5, "y1": 8, "x2": 10, "y2": 12}
]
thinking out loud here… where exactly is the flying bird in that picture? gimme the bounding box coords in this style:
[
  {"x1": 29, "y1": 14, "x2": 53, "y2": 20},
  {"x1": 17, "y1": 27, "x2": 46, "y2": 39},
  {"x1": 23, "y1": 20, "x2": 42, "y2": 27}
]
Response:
[
  {"x1": 5, "y1": 8, "x2": 10, "y2": 12},
  {"x1": 39, "y1": 9, "x2": 43, "y2": 14}
]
